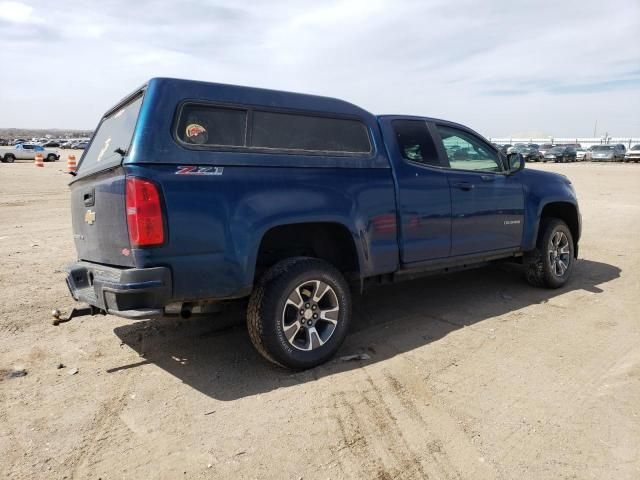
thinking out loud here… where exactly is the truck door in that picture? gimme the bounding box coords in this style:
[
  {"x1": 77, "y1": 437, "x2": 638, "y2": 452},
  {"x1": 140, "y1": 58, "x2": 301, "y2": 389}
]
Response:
[
  {"x1": 432, "y1": 123, "x2": 524, "y2": 256},
  {"x1": 379, "y1": 118, "x2": 451, "y2": 263},
  {"x1": 17, "y1": 145, "x2": 30, "y2": 159}
]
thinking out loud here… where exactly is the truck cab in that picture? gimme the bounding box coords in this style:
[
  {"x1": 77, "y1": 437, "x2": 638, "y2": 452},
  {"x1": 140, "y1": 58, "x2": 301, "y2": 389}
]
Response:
[{"x1": 63, "y1": 78, "x2": 581, "y2": 369}]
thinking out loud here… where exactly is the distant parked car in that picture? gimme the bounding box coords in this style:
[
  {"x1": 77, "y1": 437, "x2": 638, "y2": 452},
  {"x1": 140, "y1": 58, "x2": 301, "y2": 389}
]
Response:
[
  {"x1": 564, "y1": 143, "x2": 591, "y2": 162},
  {"x1": 525, "y1": 144, "x2": 543, "y2": 162},
  {"x1": 544, "y1": 145, "x2": 577, "y2": 163},
  {"x1": 43, "y1": 140, "x2": 61, "y2": 147},
  {"x1": 591, "y1": 144, "x2": 625, "y2": 162},
  {"x1": 0, "y1": 138, "x2": 8, "y2": 146},
  {"x1": 12, "y1": 138, "x2": 27, "y2": 145},
  {"x1": 573, "y1": 145, "x2": 592, "y2": 161},
  {"x1": 60, "y1": 141, "x2": 75, "y2": 148},
  {"x1": 512, "y1": 144, "x2": 542, "y2": 162},
  {"x1": 624, "y1": 144, "x2": 640, "y2": 163},
  {"x1": 538, "y1": 143, "x2": 555, "y2": 157},
  {"x1": 507, "y1": 143, "x2": 526, "y2": 154},
  {"x1": 0, "y1": 143, "x2": 60, "y2": 162},
  {"x1": 72, "y1": 141, "x2": 89, "y2": 149}
]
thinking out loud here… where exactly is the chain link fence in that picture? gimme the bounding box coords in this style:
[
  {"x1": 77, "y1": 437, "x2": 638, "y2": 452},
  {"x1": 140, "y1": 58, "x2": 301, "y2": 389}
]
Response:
[{"x1": 488, "y1": 137, "x2": 640, "y2": 149}]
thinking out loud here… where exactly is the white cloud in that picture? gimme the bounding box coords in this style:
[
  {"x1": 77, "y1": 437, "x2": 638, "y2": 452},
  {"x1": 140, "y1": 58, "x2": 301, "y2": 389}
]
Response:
[{"x1": 0, "y1": 1, "x2": 41, "y2": 23}]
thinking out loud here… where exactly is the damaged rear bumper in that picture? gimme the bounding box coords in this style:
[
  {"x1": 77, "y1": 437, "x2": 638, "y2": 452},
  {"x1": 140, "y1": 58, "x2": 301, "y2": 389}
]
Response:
[{"x1": 66, "y1": 261, "x2": 171, "y2": 319}]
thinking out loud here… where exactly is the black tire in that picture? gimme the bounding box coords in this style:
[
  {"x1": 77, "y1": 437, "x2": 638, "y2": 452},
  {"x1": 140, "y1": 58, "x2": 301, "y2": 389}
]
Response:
[
  {"x1": 4, "y1": 154, "x2": 15, "y2": 163},
  {"x1": 524, "y1": 218, "x2": 575, "y2": 288},
  {"x1": 46, "y1": 154, "x2": 57, "y2": 162},
  {"x1": 247, "y1": 257, "x2": 352, "y2": 369}
]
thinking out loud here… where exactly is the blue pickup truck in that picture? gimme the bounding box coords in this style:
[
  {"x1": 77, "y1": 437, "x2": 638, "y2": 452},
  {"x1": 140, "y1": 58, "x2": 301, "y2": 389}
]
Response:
[{"x1": 64, "y1": 77, "x2": 580, "y2": 369}]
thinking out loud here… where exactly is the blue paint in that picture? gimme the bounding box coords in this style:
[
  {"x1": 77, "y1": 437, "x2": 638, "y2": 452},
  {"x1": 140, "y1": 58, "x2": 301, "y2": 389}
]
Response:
[{"x1": 68, "y1": 77, "x2": 581, "y2": 307}]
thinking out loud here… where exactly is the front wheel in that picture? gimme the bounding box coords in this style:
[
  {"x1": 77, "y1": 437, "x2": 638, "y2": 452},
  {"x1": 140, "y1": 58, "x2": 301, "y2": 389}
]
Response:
[
  {"x1": 46, "y1": 154, "x2": 57, "y2": 162},
  {"x1": 247, "y1": 257, "x2": 351, "y2": 369},
  {"x1": 524, "y1": 218, "x2": 574, "y2": 288},
  {"x1": 4, "y1": 154, "x2": 15, "y2": 163}
]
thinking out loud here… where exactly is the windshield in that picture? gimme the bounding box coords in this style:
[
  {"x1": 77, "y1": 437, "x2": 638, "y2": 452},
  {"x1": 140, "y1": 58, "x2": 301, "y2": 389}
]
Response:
[
  {"x1": 77, "y1": 94, "x2": 144, "y2": 176},
  {"x1": 631, "y1": 145, "x2": 640, "y2": 151},
  {"x1": 592, "y1": 145, "x2": 614, "y2": 151},
  {"x1": 549, "y1": 146, "x2": 565, "y2": 153}
]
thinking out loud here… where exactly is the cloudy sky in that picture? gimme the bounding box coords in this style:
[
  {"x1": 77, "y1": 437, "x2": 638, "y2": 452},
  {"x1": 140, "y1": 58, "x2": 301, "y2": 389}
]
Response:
[{"x1": 0, "y1": 0, "x2": 638, "y2": 137}]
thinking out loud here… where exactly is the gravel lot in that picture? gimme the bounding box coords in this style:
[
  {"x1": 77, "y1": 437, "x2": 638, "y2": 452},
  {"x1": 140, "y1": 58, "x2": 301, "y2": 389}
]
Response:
[{"x1": 1, "y1": 157, "x2": 639, "y2": 479}]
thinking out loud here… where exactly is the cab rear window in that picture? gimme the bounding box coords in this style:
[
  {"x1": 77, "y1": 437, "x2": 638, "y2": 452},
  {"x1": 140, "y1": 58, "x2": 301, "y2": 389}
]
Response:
[{"x1": 77, "y1": 94, "x2": 144, "y2": 176}]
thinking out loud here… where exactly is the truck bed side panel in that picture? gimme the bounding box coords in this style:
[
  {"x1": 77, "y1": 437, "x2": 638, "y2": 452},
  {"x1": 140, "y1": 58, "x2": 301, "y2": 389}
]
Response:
[{"x1": 124, "y1": 164, "x2": 398, "y2": 301}]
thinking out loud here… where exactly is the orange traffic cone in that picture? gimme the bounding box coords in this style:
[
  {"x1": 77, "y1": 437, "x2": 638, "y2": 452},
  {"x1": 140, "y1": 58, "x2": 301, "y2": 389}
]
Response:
[
  {"x1": 34, "y1": 153, "x2": 44, "y2": 167},
  {"x1": 67, "y1": 154, "x2": 77, "y2": 173}
]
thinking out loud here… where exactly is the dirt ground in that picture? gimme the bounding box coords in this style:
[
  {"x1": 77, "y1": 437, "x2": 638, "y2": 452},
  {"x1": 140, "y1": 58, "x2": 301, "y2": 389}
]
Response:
[{"x1": 1, "y1": 155, "x2": 639, "y2": 480}]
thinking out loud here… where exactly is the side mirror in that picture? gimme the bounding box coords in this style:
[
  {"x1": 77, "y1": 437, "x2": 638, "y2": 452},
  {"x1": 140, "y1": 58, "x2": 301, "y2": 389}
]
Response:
[{"x1": 507, "y1": 152, "x2": 525, "y2": 173}]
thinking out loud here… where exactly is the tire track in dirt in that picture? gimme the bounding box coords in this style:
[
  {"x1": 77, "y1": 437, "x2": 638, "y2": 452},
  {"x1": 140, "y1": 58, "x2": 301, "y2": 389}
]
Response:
[
  {"x1": 376, "y1": 351, "x2": 500, "y2": 480},
  {"x1": 64, "y1": 368, "x2": 138, "y2": 478},
  {"x1": 325, "y1": 362, "x2": 471, "y2": 480},
  {"x1": 328, "y1": 388, "x2": 425, "y2": 480}
]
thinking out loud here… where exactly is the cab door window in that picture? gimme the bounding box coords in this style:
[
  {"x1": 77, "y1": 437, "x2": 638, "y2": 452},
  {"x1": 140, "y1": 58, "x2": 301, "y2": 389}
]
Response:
[
  {"x1": 435, "y1": 125, "x2": 503, "y2": 173},
  {"x1": 392, "y1": 119, "x2": 442, "y2": 167}
]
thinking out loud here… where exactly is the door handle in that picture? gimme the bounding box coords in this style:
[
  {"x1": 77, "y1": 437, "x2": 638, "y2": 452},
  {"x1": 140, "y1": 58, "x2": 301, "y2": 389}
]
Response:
[
  {"x1": 452, "y1": 182, "x2": 474, "y2": 190},
  {"x1": 83, "y1": 189, "x2": 95, "y2": 207}
]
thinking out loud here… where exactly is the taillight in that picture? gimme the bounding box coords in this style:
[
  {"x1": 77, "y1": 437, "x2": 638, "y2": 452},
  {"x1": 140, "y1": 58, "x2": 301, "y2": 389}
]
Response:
[{"x1": 125, "y1": 177, "x2": 165, "y2": 247}]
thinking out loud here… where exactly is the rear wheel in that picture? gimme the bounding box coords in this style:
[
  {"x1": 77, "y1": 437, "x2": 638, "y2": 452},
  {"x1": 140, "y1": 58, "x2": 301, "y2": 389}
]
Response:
[
  {"x1": 247, "y1": 257, "x2": 351, "y2": 369},
  {"x1": 524, "y1": 218, "x2": 574, "y2": 288},
  {"x1": 4, "y1": 154, "x2": 15, "y2": 163},
  {"x1": 46, "y1": 154, "x2": 57, "y2": 162}
]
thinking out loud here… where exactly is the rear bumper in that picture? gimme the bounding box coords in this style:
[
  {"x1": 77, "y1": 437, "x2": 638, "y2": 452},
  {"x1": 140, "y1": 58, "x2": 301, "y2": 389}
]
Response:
[{"x1": 66, "y1": 261, "x2": 171, "y2": 319}]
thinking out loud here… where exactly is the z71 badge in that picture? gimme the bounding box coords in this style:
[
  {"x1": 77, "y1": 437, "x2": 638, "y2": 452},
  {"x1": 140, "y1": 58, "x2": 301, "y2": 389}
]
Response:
[{"x1": 175, "y1": 166, "x2": 224, "y2": 176}]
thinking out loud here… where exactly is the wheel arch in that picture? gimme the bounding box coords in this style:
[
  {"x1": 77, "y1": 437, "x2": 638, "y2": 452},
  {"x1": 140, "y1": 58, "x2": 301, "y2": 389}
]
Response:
[
  {"x1": 251, "y1": 221, "x2": 363, "y2": 285},
  {"x1": 536, "y1": 201, "x2": 580, "y2": 257}
]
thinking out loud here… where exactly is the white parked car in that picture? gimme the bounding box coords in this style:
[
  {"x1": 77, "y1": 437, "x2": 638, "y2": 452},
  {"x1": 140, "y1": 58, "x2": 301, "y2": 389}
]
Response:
[
  {"x1": 0, "y1": 143, "x2": 60, "y2": 163},
  {"x1": 575, "y1": 145, "x2": 592, "y2": 161},
  {"x1": 624, "y1": 144, "x2": 640, "y2": 163}
]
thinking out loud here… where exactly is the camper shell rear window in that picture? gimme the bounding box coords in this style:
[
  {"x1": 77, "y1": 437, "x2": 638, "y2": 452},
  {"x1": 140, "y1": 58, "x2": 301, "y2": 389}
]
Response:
[
  {"x1": 77, "y1": 94, "x2": 144, "y2": 176},
  {"x1": 175, "y1": 103, "x2": 372, "y2": 156}
]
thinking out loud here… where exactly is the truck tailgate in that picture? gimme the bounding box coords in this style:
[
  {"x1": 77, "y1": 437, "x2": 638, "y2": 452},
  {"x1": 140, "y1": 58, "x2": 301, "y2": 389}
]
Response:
[{"x1": 70, "y1": 167, "x2": 135, "y2": 267}]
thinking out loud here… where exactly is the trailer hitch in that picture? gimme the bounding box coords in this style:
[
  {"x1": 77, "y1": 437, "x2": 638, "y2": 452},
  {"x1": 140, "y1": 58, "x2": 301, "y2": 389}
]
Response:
[{"x1": 51, "y1": 306, "x2": 106, "y2": 326}]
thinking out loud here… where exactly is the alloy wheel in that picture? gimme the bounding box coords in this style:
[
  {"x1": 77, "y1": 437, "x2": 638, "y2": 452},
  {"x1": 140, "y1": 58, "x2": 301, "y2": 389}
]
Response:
[
  {"x1": 548, "y1": 231, "x2": 571, "y2": 277},
  {"x1": 281, "y1": 280, "x2": 340, "y2": 351}
]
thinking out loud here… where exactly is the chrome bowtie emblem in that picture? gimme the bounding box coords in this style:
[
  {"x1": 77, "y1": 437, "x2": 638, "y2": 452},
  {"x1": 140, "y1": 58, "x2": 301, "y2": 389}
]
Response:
[{"x1": 84, "y1": 209, "x2": 96, "y2": 225}]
